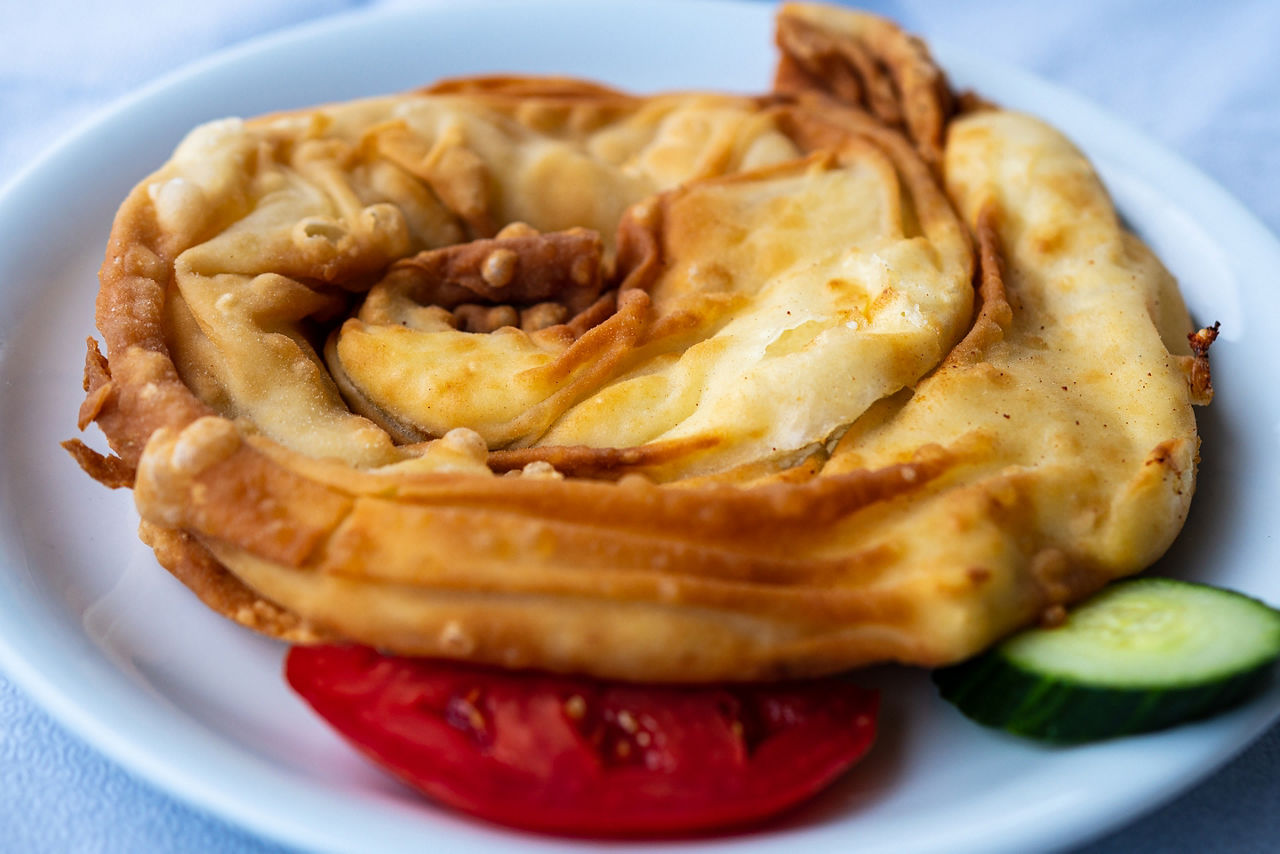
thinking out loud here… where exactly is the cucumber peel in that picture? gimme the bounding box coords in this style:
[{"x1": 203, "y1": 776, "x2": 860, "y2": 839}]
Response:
[{"x1": 933, "y1": 578, "x2": 1280, "y2": 744}]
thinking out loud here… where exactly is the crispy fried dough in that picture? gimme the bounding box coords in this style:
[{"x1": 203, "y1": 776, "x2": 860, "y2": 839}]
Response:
[{"x1": 68, "y1": 3, "x2": 1212, "y2": 680}]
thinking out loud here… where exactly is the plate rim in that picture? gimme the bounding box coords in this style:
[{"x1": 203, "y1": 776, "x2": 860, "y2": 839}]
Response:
[{"x1": 1, "y1": 1, "x2": 1278, "y2": 853}]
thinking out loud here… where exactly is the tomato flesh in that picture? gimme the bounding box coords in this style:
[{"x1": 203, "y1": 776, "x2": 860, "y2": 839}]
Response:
[{"x1": 286, "y1": 645, "x2": 878, "y2": 836}]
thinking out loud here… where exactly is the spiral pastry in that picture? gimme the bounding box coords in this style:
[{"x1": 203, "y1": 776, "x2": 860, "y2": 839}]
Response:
[{"x1": 66, "y1": 3, "x2": 1214, "y2": 681}]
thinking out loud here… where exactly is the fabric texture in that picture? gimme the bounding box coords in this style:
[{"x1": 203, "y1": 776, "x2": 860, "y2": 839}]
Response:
[{"x1": 2, "y1": 1, "x2": 1277, "y2": 851}]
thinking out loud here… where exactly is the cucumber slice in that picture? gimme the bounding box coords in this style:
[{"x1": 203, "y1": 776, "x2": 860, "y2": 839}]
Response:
[{"x1": 933, "y1": 578, "x2": 1280, "y2": 744}]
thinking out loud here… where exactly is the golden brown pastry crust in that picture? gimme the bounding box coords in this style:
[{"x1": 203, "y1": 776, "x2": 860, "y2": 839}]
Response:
[{"x1": 67, "y1": 3, "x2": 1213, "y2": 681}]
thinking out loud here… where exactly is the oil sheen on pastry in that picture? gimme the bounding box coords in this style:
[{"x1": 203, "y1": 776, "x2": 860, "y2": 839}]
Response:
[{"x1": 67, "y1": 3, "x2": 1214, "y2": 681}]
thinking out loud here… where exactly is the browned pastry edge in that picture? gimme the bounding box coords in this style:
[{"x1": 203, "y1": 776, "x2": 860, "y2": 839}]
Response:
[
  {"x1": 421, "y1": 75, "x2": 642, "y2": 101},
  {"x1": 62, "y1": 440, "x2": 133, "y2": 490},
  {"x1": 1187, "y1": 322, "x2": 1220, "y2": 405},
  {"x1": 943, "y1": 204, "x2": 1014, "y2": 369},
  {"x1": 486, "y1": 437, "x2": 723, "y2": 479},
  {"x1": 377, "y1": 227, "x2": 606, "y2": 317},
  {"x1": 139, "y1": 521, "x2": 330, "y2": 643},
  {"x1": 774, "y1": 3, "x2": 954, "y2": 169}
]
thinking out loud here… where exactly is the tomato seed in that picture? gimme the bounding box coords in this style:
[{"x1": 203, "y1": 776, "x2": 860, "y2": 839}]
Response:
[
  {"x1": 563, "y1": 694, "x2": 587, "y2": 720},
  {"x1": 616, "y1": 709, "x2": 639, "y2": 733},
  {"x1": 443, "y1": 692, "x2": 491, "y2": 746}
]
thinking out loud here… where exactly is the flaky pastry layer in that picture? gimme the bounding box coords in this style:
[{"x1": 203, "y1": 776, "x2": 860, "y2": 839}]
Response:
[{"x1": 67, "y1": 3, "x2": 1213, "y2": 681}]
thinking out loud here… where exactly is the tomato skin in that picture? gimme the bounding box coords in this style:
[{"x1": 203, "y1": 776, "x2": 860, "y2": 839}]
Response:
[{"x1": 286, "y1": 645, "x2": 878, "y2": 836}]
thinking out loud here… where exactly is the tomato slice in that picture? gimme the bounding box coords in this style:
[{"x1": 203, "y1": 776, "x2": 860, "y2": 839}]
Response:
[{"x1": 286, "y1": 645, "x2": 877, "y2": 836}]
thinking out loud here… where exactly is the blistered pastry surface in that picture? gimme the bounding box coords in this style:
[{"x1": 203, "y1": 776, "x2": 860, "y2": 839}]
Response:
[{"x1": 71, "y1": 3, "x2": 1209, "y2": 681}]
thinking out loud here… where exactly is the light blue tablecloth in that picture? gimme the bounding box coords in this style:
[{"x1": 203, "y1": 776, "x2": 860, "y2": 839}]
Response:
[{"x1": 3, "y1": 1, "x2": 1277, "y2": 851}]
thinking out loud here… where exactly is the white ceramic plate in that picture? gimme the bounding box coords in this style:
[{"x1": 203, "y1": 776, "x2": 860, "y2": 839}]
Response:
[{"x1": 1, "y1": 2, "x2": 1277, "y2": 852}]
